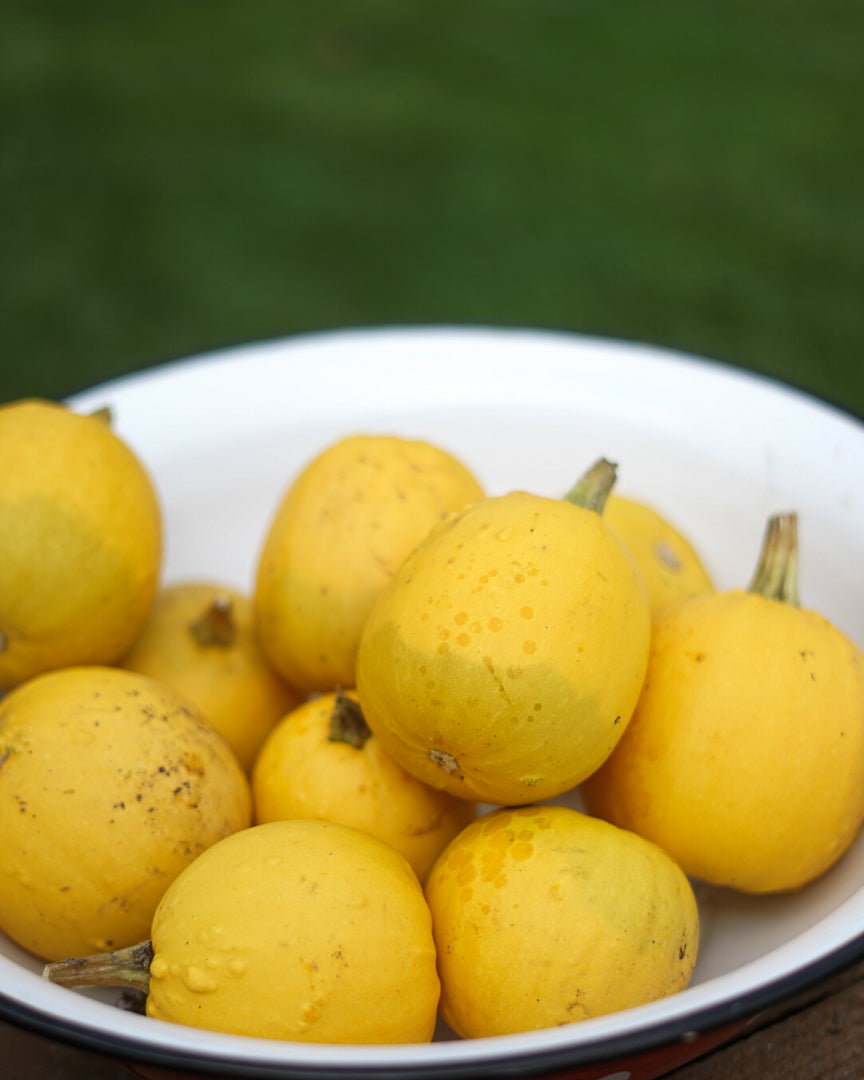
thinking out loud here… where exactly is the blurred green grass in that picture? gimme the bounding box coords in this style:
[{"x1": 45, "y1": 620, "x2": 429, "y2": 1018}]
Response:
[{"x1": 2, "y1": 0, "x2": 863, "y2": 411}]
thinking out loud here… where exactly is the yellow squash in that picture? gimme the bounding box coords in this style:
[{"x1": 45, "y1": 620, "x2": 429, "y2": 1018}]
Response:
[
  {"x1": 120, "y1": 581, "x2": 302, "y2": 772},
  {"x1": 0, "y1": 399, "x2": 162, "y2": 689},
  {"x1": 252, "y1": 690, "x2": 476, "y2": 882},
  {"x1": 603, "y1": 493, "x2": 714, "y2": 617},
  {"x1": 582, "y1": 514, "x2": 864, "y2": 893},
  {"x1": 254, "y1": 434, "x2": 484, "y2": 694},
  {"x1": 0, "y1": 666, "x2": 251, "y2": 960},
  {"x1": 45, "y1": 820, "x2": 441, "y2": 1044},
  {"x1": 425, "y1": 805, "x2": 699, "y2": 1038},
  {"x1": 356, "y1": 464, "x2": 651, "y2": 806}
]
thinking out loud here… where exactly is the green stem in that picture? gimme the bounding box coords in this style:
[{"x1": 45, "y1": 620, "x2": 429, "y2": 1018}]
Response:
[
  {"x1": 563, "y1": 458, "x2": 617, "y2": 515},
  {"x1": 747, "y1": 512, "x2": 800, "y2": 607},
  {"x1": 43, "y1": 940, "x2": 153, "y2": 994}
]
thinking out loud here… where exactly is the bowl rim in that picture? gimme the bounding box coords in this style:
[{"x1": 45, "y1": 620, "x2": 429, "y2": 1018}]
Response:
[
  {"x1": 3, "y1": 935, "x2": 864, "y2": 1078},
  {"x1": 55, "y1": 322, "x2": 864, "y2": 427}
]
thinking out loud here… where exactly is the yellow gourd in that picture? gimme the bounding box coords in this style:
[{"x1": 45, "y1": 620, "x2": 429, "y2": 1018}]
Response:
[
  {"x1": 252, "y1": 690, "x2": 476, "y2": 882},
  {"x1": 254, "y1": 434, "x2": 484, "y2": 694},
  {"x1": 0, "y1": 400, "x2": 162, "y2": 689},
  {"x1": 425, "y1": 804, "x2": 699, "y2": 1038},
  {"x1": 356, "y1": 460, "x2": 651, "y2": 806},
  {"x1": 120, "y1": 581, "x2": 302, "y2": 772},
  {"x1": 44, "y1": 820, "x2": 441, "y2": 1044},
  {"x1": 603, "y1": 493, "x2": 714, "y2": 617},
  {"x1": 581, "y1": 513, "x2": 864, "y2": 893},
  {"x1": 0, "y1": 666, "x2": 251, "y2": 960}
]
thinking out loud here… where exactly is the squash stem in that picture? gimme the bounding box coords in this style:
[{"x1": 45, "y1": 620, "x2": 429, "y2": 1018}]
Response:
[
  {"x1": 43, "y1": 940, "x2": 153, "y2": 994},
  {"x1": 747, "y1": 512, "x2": 800, "y2": 607},
  {"x1": 189, "y1": 596, "x2": 236, "y2": 647},
  {"x1": 563, "y1": 458, "x2": 618, "y2": 515},
  {"x1": 328, "y1": 691, "x2": 372, "y2": 749},
  {"x1": 88, "y1": 405, "x2": 114, "y2": 426}
]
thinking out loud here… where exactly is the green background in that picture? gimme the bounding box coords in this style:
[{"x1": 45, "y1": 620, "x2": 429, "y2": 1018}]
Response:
[{"x1": 2, "y1": 1, "x2": 863, "y2": 413}]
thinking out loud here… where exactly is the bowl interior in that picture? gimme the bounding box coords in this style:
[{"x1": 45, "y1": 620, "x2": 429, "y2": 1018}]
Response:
[{"x1": 3, "y1": 326, "x2": 864, "y2": 1074}]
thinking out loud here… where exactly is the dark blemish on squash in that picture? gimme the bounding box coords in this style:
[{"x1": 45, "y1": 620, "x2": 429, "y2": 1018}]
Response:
[{"x1": 655, "y1": 541, "x2": 682, "y2": 572}]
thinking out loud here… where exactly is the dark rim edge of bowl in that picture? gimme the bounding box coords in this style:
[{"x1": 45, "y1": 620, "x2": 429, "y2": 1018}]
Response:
[{"x1": 2, "y1": 930, "x2": 864, "y2": 1080}]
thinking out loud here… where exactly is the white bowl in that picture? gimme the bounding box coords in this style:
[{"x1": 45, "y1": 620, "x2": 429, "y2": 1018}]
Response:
[{"x1": 3, "y1": 326, "x2": 864, "y2": 1079}]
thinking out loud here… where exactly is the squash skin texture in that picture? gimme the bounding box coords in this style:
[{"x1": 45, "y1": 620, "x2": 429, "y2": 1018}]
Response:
[
  {"x1": 121, "y1": 581, "x2": 302, "y2": 773},
  {"x1": 425, "y1": 805, "x2": 699, "y2": 1038},
  {"x1": 252, "y1": 690, "x2": 476, "y2": 883},
  {"x1": 356, "y1": 491, "x2": 651, "y2": 806},
  {"x1": 254, "y1": 434, "x2": 484, "y2": 694},
  {"x1": 0, "y1": 400, "x2": 162, "y2": 689},
  {"x1": 582, "y1": 589, "x2": 864, "y2": 893},
  {"x1": 146, "y1": 819, "x2": 441, "y2": 1043},
  {"x1": 603, "y1": 493, "x2": 714, "y2": 618},
  {"x1": 0, "y1": 666, "x2": 251, "y2": 960}
]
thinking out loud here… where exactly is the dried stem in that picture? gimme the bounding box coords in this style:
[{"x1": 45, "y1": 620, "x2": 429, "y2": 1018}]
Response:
[
  {"x1": 747, "y1": 512, "x2": 800, "y2": 607},
  {"x1": 88, "y1": 405, "x2": 114, "y2": 426},
  {"x1": 189, "y1": 596, "x2": 236, "y2": 647},
  {"x1": 563, "y1": 458, "x2": 618, "y2": 515},
  {"x1": 328, "y1": 692, "x2": 372, "y2": 749},
  {"x1": 43, "y1": 940, "x2": 153, "y2": 995}
]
